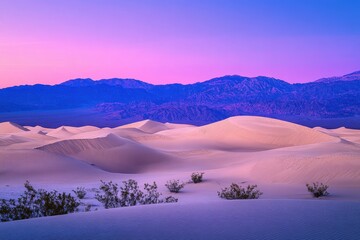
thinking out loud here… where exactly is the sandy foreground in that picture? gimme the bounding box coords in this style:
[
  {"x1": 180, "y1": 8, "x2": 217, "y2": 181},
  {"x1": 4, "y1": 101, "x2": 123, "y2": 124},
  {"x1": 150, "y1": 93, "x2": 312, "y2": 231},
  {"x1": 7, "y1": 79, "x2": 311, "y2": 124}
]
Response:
[{"x1": 0, "y1": 116, "x2": 359, "y2": 239}]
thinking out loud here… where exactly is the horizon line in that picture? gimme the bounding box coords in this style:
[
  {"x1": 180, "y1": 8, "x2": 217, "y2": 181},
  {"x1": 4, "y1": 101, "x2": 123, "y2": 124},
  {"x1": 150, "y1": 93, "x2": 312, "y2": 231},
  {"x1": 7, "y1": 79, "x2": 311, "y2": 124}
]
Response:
[{"x1": 1, "y1": 69, "x2": 359, "y2": 89}]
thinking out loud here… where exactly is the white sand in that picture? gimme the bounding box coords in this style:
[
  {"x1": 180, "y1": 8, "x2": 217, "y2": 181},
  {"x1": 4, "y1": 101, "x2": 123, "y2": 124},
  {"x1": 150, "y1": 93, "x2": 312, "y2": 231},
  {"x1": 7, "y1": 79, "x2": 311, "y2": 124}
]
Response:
[
  {"x1": 0, "y1": 116, "x2": 359, "y2": 239},
  {"x1": 0, "y1": 200, "x2": 359, "y2": 240}
]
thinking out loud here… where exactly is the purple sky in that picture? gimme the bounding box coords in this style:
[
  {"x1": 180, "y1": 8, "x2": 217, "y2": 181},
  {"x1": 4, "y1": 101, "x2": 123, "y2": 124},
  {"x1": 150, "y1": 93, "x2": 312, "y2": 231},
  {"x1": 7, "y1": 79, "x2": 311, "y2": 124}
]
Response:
[{"x1": 0, "y1": 0, "x2": 359, "y2": 88}]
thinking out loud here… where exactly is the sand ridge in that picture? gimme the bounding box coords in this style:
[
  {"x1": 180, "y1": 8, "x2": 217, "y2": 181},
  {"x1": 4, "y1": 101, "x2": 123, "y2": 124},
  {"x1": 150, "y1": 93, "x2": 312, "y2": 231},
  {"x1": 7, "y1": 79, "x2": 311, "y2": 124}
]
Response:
[
  {"x1": 0, "y1": 115, "x2": 359, "y2": 187},
  {"x1": 0, "y1": 122, "x2": 29, "y2": 134}
]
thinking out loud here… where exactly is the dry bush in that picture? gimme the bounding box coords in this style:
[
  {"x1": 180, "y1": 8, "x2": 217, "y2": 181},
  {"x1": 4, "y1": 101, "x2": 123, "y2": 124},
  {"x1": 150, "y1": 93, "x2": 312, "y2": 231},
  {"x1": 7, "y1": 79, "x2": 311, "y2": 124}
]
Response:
[
  {"x1": 306, "y1": 182, "x2": 329, "y2": 198},
  {"x1": 72, "y1": 187, "x2": 87, "y2": 199},
  {"x1": 0, "y1": 181, "x2": 80, "y2": 222},
  {"x1": 218, "y1": 183, "x2": 263, "y2": 200},
  {"x1": 95, "y1": 179, "x2": 178, "y2": 209},
  {"x1": 165, "y1": 180, "x2": 186, "y2": 193},
  {"x1": 191, "y1": 172, "x2": 205, "y2": 183}
]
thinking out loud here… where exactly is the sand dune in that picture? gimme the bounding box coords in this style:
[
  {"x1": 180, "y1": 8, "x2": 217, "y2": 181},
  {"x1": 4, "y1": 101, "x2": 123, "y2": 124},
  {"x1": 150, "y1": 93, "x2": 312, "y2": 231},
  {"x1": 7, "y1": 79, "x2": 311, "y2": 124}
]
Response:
[
  {"x1": 164, "y1": 122, "x2": 195, "y2": 129},
  {"x1": 215, "y1": 140, "x2": 360, "y2": 186},
  {"x1": 46, "y1": 126, "x2": 100, "y2": 138},
  {"x1": 60, "y1": 125, "x2": 100, "y2": 134},
  {"x1": 66, "y1": 127, "x2": 151, "y2": 142},
  {"x1": 0, "y1": 122, "x2": 29, "y2": 134},
  {"x1": 16, "y1": 131, "x2": 56, "y2": 141},
  {"x1": 119, "y1": 119, "x2": 170, "y2": 133},
  {"x1": 144, "y1": 116, "x2": 337, "y2": 151},
  {"x1": 0, "y1": 116, "x2": 358, "y2": 183},
  {"x1": 37, "y1": 133, "x2": 126, "y2": 155},
  {"x1": 46, "y1": 126, "x2": 76, "y2": 138},
  {"x1": 0, "y1": 115, "x2": 359, "y2": 191},
  {"x1": 1, "y1": 116, "x2": 360, "y2": 239},
  {"x1": 25, "y1": 125, "x2": 53, "y2": 134},
  {"x1": 0, "y1": 149, "x2": 104, "y2": 184},
  {"x1": 0, "y1": 135, "x2": 30, "y2": 147},
  {"x1": 196, "y1": 116, "x2": 336, "y2": 147},
  {"x1": 37, "y1": 133, "x2": 178, "y2": 173},
  {"x1": 315, "y1": 126, "x2": 360, "y2": 144}
]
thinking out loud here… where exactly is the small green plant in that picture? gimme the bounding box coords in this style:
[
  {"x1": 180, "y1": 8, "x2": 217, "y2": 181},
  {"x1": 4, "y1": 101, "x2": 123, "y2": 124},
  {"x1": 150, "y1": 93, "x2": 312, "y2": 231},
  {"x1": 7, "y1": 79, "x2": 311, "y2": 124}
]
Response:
[
  {"x1": 218, "y1": 183, "x2": 263, "y2": 200},
  {"x1": 165, "y1": 180, "x2": 185, "y2": 193},
  {"x1": 0, "y1": 181, "x2": 80, "y2": 222},
  {"x1": 306, "y1": 182, "x2": 329, "y2": 198},
  {"x1": 191, "y1": 172, "x2": 204, "y2": 183},
  {"x1": 72, "y1": 187, "x2": 87, "y2": 199}
]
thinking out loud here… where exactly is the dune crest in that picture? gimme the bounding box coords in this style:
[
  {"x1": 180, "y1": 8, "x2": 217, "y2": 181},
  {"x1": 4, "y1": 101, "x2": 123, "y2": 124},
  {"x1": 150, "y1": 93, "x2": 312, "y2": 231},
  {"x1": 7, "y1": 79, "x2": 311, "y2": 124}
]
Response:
[
  {"x1": 0, "y1": 122, "x2": 29, "y2": 134},
  {"x1": 152, "y1": 116, "x2": 337, "y2": 151},
  {"x1": 119, "y1": 119, "x2": 170, "y2": 133},
  {"x1": 36, "y1": 133, "x2": 126, "y2": 155}
]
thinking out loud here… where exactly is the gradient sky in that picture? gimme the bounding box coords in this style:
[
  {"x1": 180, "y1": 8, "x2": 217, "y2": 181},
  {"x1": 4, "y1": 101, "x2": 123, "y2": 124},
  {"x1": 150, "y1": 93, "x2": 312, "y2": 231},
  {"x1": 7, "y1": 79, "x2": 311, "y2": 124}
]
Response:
[{"x1": 0, "y1": 0, "x2": 360, "y2": 88}]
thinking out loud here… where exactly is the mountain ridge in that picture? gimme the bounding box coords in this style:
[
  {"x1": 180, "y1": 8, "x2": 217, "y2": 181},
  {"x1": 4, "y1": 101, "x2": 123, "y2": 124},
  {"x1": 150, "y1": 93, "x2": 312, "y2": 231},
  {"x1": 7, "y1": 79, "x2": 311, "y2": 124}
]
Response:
[
  {"x1": 2, "y1": 70, "x2": 360, "y2": 90},
  {"x1": 315, "y1": 70, "x2": 360, "y2": 83},
  {"x1": 0, "y1": 71, "x2": 359, "y2": 128}
]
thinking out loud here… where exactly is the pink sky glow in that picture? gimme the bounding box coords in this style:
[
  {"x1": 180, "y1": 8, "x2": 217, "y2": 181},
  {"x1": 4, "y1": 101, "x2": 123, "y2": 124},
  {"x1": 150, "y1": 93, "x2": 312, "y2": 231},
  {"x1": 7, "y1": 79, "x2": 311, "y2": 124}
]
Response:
[{"x1": 0, "y1": 0, "x2": 359, "y2": 88}]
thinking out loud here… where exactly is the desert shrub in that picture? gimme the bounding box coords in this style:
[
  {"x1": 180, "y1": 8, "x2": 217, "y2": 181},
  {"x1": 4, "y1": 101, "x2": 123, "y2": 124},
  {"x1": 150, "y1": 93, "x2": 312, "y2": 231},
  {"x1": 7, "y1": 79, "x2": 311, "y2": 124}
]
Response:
[
  {"x1": 0, "y1": 181, "x2": 80, "y2": 222},
  {"x1": 95, "y1": 179, "x2": 178, "y2": 208},
  {"x1": 218, "y1": 183, "x2": 263, "y2": 200},
  {"x1": 164, "y1": 196, "x2": 178, "y2": 203},
  {"x1": 306, "y1": 182, "x2": 329, "y2": 198},
  {"x1": 165, "y1": 180, "x2": 185, "y2": 193},
  {"x1": 95, "y1": 180, "x2": 121, "y2": 209},
  {"x1": 72, "y1": 187, "x2": 87, "y2": 199},
  {"x1": 140, "y1": 182, "x2": 178, "y2": 204},
  {"x1": 191, "y1": 172, "x2": 204, "y2": 183},
  {"x1": 140, "y1": 182, "x2": 162, "y2": 205},
  {"x1": 35, "y1": 190, "x2": 80, "y2": 217},
  {"x1": 119, "y1": 179, "x2": 143, "y2": 207}
]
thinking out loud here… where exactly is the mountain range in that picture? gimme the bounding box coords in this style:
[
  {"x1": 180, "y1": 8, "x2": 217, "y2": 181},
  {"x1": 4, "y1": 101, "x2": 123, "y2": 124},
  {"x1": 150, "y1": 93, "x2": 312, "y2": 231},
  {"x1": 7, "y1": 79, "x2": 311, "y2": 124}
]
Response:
[{"x1": 0, "y1": 71, "x2": 359, "y2": 128}]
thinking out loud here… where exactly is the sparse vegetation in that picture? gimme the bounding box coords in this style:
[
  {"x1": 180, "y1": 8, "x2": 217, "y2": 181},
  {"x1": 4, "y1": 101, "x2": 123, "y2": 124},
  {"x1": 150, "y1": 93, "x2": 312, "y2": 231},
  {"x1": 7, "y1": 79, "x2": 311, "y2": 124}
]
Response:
[
  {"x1": 306, "y1": 182, "x2": 329, "y2": 198},
  {"x1": 95, "y1": 180, "x2": 121, "y2": 209},
  {"x1": 72, "y1": 187, "x2": 87, "y2": 199},
  {"x1": 0, "y1": 181, "x2": 80, "y2": 222},
  {"x1": 191, "y1": 172, "x2": 204, "y2": 183},
  {"x1": 140, "y1": 182, "x2": 162, "y2": 205},
  {"x1": 95, "y1": 179, "x2": 178, "y2": 209},
  {"x1": 165, "y1": 180, "x2": 186, "y2": 193},
  {"x1": 218, "y1": 183, "x2": 263, "y2": 200},
  {"x1": 163, "y1": 196, "x2": 178, "y2": 203},
  {"x1": 119, "y1": 179, "x2": 143, "y2": 207}
]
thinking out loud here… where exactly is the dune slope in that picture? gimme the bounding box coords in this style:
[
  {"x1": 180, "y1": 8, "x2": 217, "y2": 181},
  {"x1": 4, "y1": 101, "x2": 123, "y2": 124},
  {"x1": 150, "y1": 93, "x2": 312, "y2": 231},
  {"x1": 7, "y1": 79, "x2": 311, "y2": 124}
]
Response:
[
  {"x1": 0, "y1": 122, "x2": 29, "y2": 134},
  {"x1": 145, "y1": 116, "x2": 337, "y2": 151},
  {"x1": 36, "y1": 133, "x2": 177, "y2": 173}
]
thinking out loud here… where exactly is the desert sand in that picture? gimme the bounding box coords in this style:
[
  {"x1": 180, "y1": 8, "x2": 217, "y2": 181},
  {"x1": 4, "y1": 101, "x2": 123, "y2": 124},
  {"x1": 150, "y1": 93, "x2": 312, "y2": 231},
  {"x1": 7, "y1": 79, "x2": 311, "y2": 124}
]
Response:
[{"x1": 0, "y1": 116, "x2": 359, "y2": 239}]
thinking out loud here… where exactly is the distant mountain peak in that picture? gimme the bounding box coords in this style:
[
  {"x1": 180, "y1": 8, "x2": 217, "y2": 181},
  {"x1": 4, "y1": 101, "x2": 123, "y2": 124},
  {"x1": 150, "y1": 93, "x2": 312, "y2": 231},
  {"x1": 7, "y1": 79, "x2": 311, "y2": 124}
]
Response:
[
  {"x1": 60, "y1": 78, "x2": 95, "y2": 87},
  {"x1": 60, "y1": 78, "x2": 153, "y2": 89},
  {"x1": 200, "y1": 75, "x2": 288, "y2": 85},
  {"x1": 315, "y1": 70, "x2": 360, "y2": 83},
  {"x1": 344, "y1": 70, "x2": 360, "y2": 76}
]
